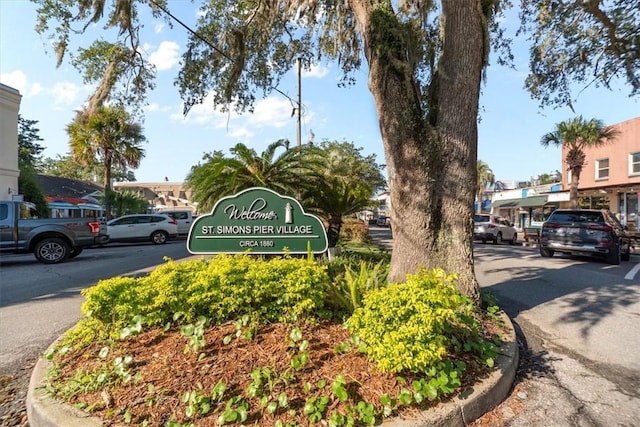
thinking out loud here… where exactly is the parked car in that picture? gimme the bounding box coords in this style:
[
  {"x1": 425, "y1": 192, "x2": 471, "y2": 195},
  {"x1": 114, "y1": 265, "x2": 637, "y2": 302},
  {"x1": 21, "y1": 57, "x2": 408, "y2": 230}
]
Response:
[
  {"x1": 539, "y1": 208, "x2": 631, "y2": 265},
  {"x1": 159, "y1": 210, "x2": 194, "y2": 235},
  {"x1": 0, "y1": 200, "x2": 108, "y2": 264},
  {"x1": 376, "y1": 216, "x2": 391, "y2": 227},
  {"x1": 473, "y1": 214, "x2": 518, "y2": 244},
  {"x1": 105, "y1": 214, "x2": 178, "y2": 245}
]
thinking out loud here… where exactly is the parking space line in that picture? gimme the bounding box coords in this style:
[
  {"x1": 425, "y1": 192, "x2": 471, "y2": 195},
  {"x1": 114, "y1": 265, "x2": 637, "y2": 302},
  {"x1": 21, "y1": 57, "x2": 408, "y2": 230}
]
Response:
[{"x1": 625, "y1": 262, "x2": 640, "y2": 281}]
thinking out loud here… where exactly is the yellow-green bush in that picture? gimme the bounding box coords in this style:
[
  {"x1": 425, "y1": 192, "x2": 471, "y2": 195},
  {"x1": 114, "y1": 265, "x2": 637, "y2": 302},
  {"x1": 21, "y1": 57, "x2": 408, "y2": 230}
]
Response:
[
  {"x1": 80, "y1": 254, "x2": 329, "y2": 334},
  {"x1": 345, "y1": 268, "x2": 495, "y2": 374}
]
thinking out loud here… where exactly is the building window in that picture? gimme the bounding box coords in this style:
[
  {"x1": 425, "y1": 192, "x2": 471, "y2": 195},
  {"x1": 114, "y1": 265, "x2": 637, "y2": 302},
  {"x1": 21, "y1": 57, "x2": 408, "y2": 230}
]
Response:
[
  {"x1": 630, "y1": 152, "x2": 640, "y2": 176},
  {"x1": 595, "y1": 158, "x2": 609, "y2": 180}
]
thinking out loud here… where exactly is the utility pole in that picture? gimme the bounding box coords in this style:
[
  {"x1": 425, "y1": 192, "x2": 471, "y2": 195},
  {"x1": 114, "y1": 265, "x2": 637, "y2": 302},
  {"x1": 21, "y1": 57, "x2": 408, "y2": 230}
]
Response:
[
  {"x1": 295, "y1": 58, "x2": 303, "y2": 200},
  {"x1": 296, "y1": 58, "x2": 302, "y2": 148}
]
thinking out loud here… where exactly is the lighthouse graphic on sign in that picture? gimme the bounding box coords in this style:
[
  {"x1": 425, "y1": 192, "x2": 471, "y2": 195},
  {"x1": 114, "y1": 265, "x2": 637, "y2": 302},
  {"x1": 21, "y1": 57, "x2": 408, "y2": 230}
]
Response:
[{"x1": 285, "y1": 202, "x2": 293, "y2": 224}]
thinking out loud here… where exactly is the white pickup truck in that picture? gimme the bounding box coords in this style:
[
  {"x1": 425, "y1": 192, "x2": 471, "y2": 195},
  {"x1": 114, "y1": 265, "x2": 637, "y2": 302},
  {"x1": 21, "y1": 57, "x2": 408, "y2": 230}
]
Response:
[{"x1": 0, "y1": 200, "x2": 108, "y2": 263}]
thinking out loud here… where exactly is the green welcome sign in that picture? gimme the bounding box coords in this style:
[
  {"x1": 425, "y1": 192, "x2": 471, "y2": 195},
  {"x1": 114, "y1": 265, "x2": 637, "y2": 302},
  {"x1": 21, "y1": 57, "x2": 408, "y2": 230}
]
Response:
[{"x1": 187, "y1": 187, "x2": 328, "y2": 255}]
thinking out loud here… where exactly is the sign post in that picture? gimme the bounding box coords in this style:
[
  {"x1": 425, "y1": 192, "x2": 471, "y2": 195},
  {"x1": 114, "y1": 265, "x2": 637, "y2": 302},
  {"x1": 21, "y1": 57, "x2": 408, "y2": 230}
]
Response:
[{"x1": 187, "y1": 187, "x2": 328, "y2": 255}]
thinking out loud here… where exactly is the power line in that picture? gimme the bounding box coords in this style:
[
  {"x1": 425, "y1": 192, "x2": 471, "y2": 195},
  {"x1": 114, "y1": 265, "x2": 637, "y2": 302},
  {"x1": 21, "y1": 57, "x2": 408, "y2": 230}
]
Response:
[
  {"x1": 146, "y1": 0, "x2": 299, "y2": 107},
  {"x1": 147, "y1": 0, "x2": 231, "y2": 61}
]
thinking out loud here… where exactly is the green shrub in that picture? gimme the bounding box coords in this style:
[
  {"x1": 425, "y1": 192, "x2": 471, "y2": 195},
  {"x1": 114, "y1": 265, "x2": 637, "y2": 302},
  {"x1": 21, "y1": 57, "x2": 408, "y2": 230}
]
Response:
[
  {"x1": 323, "y1": 259, "x2": 389, "y2": 315},
  {"x1": 79, "y1": 254, "x2": 330, "y2": 337},
  {"x1": 340, "y1": 219, "x2": 369, "y2": 243},
  {"x1": 345, "y1": 268, "x2": 496, "y2": 374},
  {"x1": 47, "y1": 254, "x2": 503, "y2": 425}
]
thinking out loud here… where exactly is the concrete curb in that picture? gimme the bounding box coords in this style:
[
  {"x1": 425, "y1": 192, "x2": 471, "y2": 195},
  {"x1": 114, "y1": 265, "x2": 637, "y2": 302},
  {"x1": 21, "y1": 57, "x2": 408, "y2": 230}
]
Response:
[{"x1": 27, "y1": 314, "x2": 517, "y2": 427}]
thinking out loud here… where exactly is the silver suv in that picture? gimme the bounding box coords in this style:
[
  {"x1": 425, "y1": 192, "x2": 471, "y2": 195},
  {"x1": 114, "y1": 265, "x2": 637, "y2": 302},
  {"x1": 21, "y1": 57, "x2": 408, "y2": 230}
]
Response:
[
  {"x1": 539, "y1": 209, "x2": 631, "y2": 265},
  {"x1": 474, "y1": 214, "x2": 518, "y2": 245}
]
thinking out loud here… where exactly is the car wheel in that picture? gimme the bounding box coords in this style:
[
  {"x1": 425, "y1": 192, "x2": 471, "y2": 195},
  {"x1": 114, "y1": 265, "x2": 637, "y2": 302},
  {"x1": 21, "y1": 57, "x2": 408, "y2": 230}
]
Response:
[
  {"x1": 151, "y1": 230, "x2": 169, "y2": 244},
  {"x1": 606, "y1": 242, "x2": 621, "y2": 265},
  {"x1": 481, "y1": 239, "x2": 486, "y2": 244},
  {"x1": 34, "y1": 238, "x2": 70, "y2": 264},
  {"x1": 539, "y1": 247, "x2": 554, "y2": 258},
  {"x1": 510, "y1": 233, "x2": 517, "y2": 245},
  {"x1": 621, "y1": 242, "x2": 631, "y2": 262},
  {"x1": 68, "y1": 247, "x2": 83, "y2": 259},
  {"x1": 493, "y1": 233, "x2": 502, "y2": 245}
]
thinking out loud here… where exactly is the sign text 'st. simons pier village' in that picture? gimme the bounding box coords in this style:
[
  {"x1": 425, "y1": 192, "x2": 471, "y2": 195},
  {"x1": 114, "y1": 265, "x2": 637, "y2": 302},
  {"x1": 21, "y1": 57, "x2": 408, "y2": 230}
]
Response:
[{"x1": 187, "y1": 187, "x2": 328, "y2": 255}]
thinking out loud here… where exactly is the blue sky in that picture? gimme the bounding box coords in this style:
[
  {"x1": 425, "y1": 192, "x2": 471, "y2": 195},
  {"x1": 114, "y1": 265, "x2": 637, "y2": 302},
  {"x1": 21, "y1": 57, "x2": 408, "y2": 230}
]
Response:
[{"x1": 1, "y1": 0, "x2": 638, "y2": 184}]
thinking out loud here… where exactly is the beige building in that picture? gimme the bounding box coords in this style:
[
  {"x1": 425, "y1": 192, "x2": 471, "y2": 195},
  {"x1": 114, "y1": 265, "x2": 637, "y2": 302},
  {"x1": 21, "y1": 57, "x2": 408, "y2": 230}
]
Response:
[
  {"x1": 113, "y1": 181, "x2": 198, "y2": 213},
  {"x1": 562, "y1": 116, "x2": 640, "y2": 231},
  {"x1": 0, "y1": 83, "x2": 21, "y2": 201}
]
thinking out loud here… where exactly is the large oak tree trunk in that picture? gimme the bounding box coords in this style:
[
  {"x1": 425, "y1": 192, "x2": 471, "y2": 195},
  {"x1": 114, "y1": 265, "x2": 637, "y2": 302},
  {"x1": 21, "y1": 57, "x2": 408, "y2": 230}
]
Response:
[{"x1": 350, "y1": 1, "x2": 484, "y2": 302}]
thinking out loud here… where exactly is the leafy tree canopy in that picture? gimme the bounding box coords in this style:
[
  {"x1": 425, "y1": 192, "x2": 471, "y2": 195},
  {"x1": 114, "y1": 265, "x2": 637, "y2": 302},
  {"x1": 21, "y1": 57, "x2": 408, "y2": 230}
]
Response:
[
  {"x1": 186, "y1": 139, "x2": 320, "y2": 212},
  {"x1": 519, "y1": 0, "x2": 640, "y2": 108},
  {"x1": 18, "y1": 115, "x2": 45, "y2": 171},
  {"x1": 106, "y1": 188, "x2": 149, "y2": 217},
  {"x1": 17, "y1": 115, "x2": 48, "y2": 214},
  {"x1": 314, "y1": 140, "x2": 386, "y2": 190},
  {"x1": 186, "y1": 138, "x2": 385, "y2": 246},
  {"x1": 40, "y1": 154, "x2": 137, "y2": 183},
  {"x1": 33, "y1": 1, "x2": 638, "y2": 113},
  {"x1": 71, "y1": 40, "x2": 156, "y2": 116}
]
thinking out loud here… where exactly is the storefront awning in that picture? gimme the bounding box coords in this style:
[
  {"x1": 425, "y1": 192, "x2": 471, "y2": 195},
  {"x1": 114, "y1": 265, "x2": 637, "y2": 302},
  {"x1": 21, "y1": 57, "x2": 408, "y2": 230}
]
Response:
[
  {"x1": 517, "y1": 195, "x2": 548, "y2": 207},
  {"x1": 491, "y1": 195, "x2": 549, "y2": 208},
  {"x1": 491, "y1": 198, "x2": 520, "y2": 208}
]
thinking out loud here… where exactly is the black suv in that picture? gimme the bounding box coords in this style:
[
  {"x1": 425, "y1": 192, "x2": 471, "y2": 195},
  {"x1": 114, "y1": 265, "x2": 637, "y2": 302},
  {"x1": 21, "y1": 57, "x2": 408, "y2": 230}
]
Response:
[{"x1": 539, "y1": 209, "x2": 632, "y2": 265}]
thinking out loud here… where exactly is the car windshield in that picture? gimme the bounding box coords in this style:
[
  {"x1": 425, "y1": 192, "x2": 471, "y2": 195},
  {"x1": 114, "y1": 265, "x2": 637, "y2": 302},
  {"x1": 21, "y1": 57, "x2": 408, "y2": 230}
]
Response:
[
  {"x1": 548, "y1": 212, "x2": 604, "y2": 223},
  {"x1": 474, "y1": 215, "x2": 490, "y2": 222}
]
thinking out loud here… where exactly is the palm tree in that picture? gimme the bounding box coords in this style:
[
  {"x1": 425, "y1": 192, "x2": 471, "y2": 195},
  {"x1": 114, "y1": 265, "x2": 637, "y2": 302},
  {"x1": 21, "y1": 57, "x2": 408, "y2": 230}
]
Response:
[
  {"x1": 186, "y1": 140, "x2": 319, "y2": 212},
  {"x1": 304, "y1": 177, "x2": 375, "y2": 247},
  {"x1": 107, "y1": 189, "x2": 149, "y2": 217},
  {"x1": 67, "y1": 106, "x2": 146, "y2": 218},
  {"x1": 541, "y1": 116, "x2": 619, "y2": 208},
  {"x1": 187, "y1": 139, "x2": 384, "y2": 246},
  {"x1": 301, "y1": 141, "x2": 385, "y2": 247},
  {"x1": 476, "y1": 161, "x2": 495, "y2": 213}
]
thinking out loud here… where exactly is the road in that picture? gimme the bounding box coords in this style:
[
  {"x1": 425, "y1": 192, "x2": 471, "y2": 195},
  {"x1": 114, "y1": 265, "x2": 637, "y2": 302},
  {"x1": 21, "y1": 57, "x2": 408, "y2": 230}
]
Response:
[
  {"x1": 473, "y1": 241, "x2": 640, "y2": 426},
  {"x1": 0, "y1": 240, "x2": 194, "y2": 373},
  {"x1": 369, "y1": 226, "x2": 640, "y2": 425},
  {"x1": 2, "y1": 230, "x2": 640, "y2": 426}
]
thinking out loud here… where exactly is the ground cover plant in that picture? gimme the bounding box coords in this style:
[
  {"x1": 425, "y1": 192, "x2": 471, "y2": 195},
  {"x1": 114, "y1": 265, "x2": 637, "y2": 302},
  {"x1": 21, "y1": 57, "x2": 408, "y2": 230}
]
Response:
[{"x1": 42, "y1": 249, "x2": 505, "y2": 426}]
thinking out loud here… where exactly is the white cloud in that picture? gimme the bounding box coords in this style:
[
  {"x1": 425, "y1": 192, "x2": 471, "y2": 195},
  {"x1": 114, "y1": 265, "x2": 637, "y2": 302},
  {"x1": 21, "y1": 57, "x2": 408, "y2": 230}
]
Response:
[
  {"x1": 148, "y1": 41, "x2": 180, "y2": 71},
  {"x1": 229, "y1": 126, "x2": 253, "y2": 139},
  {"x1": 145, "y1": 103, "x2": 171, "y2": 113},
  {"x1": 302, "y1": 64, "x2": 330, "y2": 79},
  {"x1": 170, "y1": 92, "x2": 239, "y2": 125},
  {"x1": 249, "y1": 97, "x2": 294, "y2": 128},
  {"x1": 49, "y1": 81, "x2": 82, "y2": 108},
  {"x1": 169, "y1": 93, "x2": 297, "y2": 145},
  {"x1": 154, "y1": 22, "x2": 165, "y2": 34},
  {"x1": 29, "y1": 82, "x2": 43, "y2": 97},
  {"x1": 0, "y1": 70, "x2": 28, "y2": 95}
]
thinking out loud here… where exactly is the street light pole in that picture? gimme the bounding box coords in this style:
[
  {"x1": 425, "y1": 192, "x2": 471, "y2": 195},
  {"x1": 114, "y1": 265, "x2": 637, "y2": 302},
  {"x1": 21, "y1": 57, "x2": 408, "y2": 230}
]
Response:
[{"x1": 297, "y1": 58, "x2": 302, "y2": 148}]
